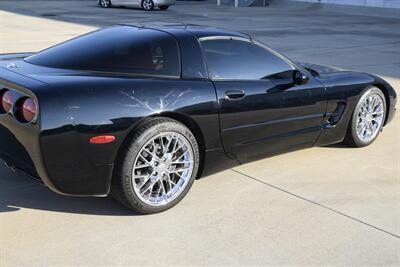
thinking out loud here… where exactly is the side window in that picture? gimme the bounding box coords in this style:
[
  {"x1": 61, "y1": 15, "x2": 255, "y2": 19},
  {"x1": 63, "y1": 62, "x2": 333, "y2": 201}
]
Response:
[
  {"x1": 201, "y1": 39, "x2": 293, "y2": 80},
  {"x1": 26, "y1": 27, "x2": 180, "y2": 77}
]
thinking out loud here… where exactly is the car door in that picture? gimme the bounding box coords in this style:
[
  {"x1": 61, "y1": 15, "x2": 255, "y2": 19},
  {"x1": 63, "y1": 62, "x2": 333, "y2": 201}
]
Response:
[
  {"x1": 116, "y1": 0, "x2": 140, "y2": 7},
  {"x1": 111, "y1": 0, "x2": 124, "y2": 5},
  {"x1": 200, "y1": 37, "x2": 326, "y2": 163}
]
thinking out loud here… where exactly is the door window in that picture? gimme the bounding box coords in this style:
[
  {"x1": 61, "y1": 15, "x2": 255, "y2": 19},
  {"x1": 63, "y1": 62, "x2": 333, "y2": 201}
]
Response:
[{"x1": 201, "y1": 39, "x2": 293, "y2": 80}]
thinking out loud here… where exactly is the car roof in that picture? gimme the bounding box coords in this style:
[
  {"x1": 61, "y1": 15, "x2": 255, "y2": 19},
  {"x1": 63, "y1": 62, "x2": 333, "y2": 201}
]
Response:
[{"x1": 120, "y1": 23, "x2": 251, "y2": 40}]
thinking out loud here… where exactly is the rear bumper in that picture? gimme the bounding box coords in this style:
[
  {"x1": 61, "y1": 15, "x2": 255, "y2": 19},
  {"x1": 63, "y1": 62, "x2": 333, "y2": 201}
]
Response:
[
  {"x1": 0, "y1": 115, "x2": 61, "y2": 194},
  {"x1": 0, "y1": 69, "x2": 62, "y2": 194},
  {"x1": 0, "y1": 64, "x2": 112, "y2": 197},
  {"x1": 2, "y1": 159, "x2": 43, "y2": 184},
  {"x1": 0, "y1": 116, "x2": 112, "y2": 197}
]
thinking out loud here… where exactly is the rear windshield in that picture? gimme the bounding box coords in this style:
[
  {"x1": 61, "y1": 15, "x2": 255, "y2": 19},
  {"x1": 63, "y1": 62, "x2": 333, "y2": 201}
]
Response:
[{"x1": 25, "y1": 26, "x2": 180, "y2": 77}]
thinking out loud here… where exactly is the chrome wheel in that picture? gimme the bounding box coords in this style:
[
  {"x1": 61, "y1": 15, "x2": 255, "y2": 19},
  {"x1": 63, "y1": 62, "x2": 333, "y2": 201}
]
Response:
[
  {"x1": 355, "y1": 93, "x2": 385, "y2": 143},
  {"x1": 142, "y1": 0, "x2": 154, "y2": 10},
  {"x1": 132, "y1": 132, "x2": 194, "y2": 206}
]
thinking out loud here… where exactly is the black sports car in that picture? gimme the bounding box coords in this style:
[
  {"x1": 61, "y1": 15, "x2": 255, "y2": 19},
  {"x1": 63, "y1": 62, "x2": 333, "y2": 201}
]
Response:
[{"x1": 0, "y1": 24, "x2": 396, "y2": 214}]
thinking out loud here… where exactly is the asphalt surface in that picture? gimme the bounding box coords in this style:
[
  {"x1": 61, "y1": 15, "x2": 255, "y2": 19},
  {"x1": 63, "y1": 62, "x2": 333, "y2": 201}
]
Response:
[{"x1": 0, "y1": 1, "x2": 399, "y2": 266}]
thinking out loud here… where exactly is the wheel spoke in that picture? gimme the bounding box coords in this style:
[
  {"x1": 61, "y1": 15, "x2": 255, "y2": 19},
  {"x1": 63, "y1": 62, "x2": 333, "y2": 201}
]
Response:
[
  {"x1": 160, "y1": 182, "x2": 168, "y2": 199},
  {"x1": 143, "y1": 147, "x2": 156, "y2": 158},
  {"x1": 370, "y1": 97, "x2": 376, "y2": 111},
  {"x1": 174, "y1": 150, "x2": 189, "y2": 162},
  {"x1": 158, "y1": 135, "x2": 164, "y2": 153},
  {"x1": 140, "y1": 178, "x2": 157, "y2": 195},
  {"x1": 164, "y1": 135, "x2": 173, "y2": 153},
  {"x1": 139, "y1": 154, "x2": 151, "y2": 165},
  {"x1": 172, "y1": 142, "x2": 185, "y2": 155},
  {"x1": 135, "y1": 163, "x2": 151, "y2": 169},
  {"x1": 134, "y1": 174, "x2": 150, "y2": 181},
  {"x1": 169, "y1": 166, "x2": 191, "y2": 173},
  {"x1": 165, "y1": 173, "x2": 173, "y2": 192},
  {"x1": 155, "y1": 183, "x2": 162, "y2": 198},
  {"x1": 171, "y1": 160, "x2": 193, "y2": 165}
]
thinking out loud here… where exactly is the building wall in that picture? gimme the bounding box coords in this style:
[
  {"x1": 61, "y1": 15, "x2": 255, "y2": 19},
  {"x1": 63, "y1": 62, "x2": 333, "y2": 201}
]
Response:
[{"x1": 291, "y1": 0, "x2": 400, "y2": 9}]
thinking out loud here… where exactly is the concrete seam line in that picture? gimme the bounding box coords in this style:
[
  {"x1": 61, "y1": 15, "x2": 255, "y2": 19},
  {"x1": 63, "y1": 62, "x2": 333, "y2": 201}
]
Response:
[{"x1": 231, "y1": 169, "x2": 400, "y2": 240}]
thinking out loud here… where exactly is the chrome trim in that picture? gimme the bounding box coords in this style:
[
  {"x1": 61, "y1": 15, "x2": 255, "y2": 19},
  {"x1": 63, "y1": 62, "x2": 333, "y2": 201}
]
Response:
[{"x1": 198, "y1": 35, "x2": 252, "y2": 43}]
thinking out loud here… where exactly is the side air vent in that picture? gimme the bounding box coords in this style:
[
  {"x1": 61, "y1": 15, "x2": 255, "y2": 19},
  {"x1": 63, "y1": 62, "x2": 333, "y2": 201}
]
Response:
[{"x1": 324, "y1": 102, "x2": 346, "y2": 128}]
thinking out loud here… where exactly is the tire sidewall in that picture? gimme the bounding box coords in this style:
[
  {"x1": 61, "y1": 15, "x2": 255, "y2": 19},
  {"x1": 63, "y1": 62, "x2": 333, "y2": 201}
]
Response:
[
  {"x1": 120, "y1": 119, "x2": 200, "y2": 214},
  {"x1": 349, "y1": 87, "x2": 386, "y2": 147}
]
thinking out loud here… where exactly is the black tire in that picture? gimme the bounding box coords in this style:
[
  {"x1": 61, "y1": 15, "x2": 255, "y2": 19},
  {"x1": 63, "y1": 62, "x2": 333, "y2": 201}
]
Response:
[
  {"x1": 112, "y1": 118, "x2": 200, "y2": 214},
  {"x1": 99, "y1": 0, "x2": 112, "y2": 8},
  {"x1": 159, "y1": 5, "x2": 169, "y2": 10},
  {"x1": 344, "y1": 87, "x2": 386, "y2": 147},
  {"x1": 141, "y1": 0, "x2": 154, "y2": 10}
]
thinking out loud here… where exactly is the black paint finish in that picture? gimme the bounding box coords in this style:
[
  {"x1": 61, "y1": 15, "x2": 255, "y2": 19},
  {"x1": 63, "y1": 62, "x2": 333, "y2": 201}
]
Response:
[
  {"x1": 215, "y1": 72, "x2": 326, "y2": 163},
  {"x1": 0, "y1": 25, "x2": 397, "y2": 196}
]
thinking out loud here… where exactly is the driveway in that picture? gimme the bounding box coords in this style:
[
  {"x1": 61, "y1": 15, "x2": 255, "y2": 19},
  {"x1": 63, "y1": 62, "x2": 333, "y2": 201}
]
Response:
[{"x1": 0, "y1": 1, "x2": 399, "y2": 266}]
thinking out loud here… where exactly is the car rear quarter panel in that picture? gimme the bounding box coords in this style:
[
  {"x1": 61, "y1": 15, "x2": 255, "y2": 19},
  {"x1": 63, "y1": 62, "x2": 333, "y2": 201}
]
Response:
[{"x1": 38, "y1": 75, "x2": 221, "y2": 195}]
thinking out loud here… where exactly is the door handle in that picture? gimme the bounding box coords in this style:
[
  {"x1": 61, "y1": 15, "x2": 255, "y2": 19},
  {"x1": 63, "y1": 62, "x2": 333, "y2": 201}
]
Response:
[{"x1": 225, "y1": 90, "x2": 246, "y2": 100}]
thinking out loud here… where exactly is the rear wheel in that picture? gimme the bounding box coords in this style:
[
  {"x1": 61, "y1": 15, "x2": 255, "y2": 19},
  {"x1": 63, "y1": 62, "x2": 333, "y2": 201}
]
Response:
[
  {"x1": 99, "y1": 0, "x2": 112, "y2": 8},
  {"x1": 344, "y1": 87, "x2": 386, "y2": 147},
  {"x1": 159, "y1": 5, "x2": 169, "y2": 10},
  {"x1": 142, "y1": 0, "x2": 154, "y2": 10},
  {"x1": 112, "y1": 118, "x2": 200, "y2": 214}
]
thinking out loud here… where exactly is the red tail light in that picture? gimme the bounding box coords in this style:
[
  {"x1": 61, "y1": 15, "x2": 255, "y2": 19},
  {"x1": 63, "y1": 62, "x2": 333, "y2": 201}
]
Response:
[
  {"x1": 0, "y1": 90, "x2": 13, "y2": 113},
  {"x1": 20, "y1": 98, "x2": 37, "y2": 122}
]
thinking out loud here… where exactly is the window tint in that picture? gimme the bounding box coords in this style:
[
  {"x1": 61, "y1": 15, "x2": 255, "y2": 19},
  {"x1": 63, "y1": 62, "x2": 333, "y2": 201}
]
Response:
[
  {"x1": 26, "y1": 26, "x2": 180, "y2": 77},
  {"x1": 201, "y1": 39, "x2": 293, "y2": 80}
]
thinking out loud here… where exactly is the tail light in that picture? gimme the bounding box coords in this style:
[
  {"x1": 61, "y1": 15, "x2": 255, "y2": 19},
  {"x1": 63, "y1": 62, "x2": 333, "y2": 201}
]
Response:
[
  {"x1": 0, "y1": 89, "x2": 13, "y2": 113},
  {"x1": 16, "y1": 97, "x2": 37, "y2": 123}
]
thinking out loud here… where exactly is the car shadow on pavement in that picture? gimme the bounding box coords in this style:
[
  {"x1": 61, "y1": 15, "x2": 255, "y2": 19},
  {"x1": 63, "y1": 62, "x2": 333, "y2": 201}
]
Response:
[
  {"x1": 0, "y1": 168, "x2": 138, "y2": 216},
  {"x1": 323, "y1": 143, "x2": 354, "y2": 149}
]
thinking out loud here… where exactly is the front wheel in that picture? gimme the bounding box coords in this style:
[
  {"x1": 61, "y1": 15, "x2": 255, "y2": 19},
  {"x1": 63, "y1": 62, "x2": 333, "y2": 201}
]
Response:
[
  {"x1": 159, "y1": 5, "x2": 169, "y2": 10},
  {"x1": 112, "y1": 118, "x2": 200, "y2": 214},
  {"x1": 141, "y1": 0, "x2": 154, "y2": 10},
  {"x1": 344, "y1": 87, "x2": 386, "y2": 147},
  {"x1": 99, "y1": 0, "x2": 112, "y2": 8}
]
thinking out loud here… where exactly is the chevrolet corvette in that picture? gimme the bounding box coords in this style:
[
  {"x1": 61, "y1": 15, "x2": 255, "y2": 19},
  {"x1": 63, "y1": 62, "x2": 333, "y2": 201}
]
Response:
[{"x1": 0, "y1": 24, "x2": 396, "y2": 214}]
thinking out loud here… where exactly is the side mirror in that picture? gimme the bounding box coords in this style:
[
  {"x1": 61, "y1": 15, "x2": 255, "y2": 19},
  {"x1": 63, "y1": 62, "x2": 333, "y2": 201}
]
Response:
[{"x1": 293, "y1": 70, "x2": 310, "y2": 86}]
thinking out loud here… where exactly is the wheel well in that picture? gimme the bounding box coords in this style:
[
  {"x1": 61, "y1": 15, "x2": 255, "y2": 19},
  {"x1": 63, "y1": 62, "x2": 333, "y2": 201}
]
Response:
[
  {"x1": 113, "y1": 113, "x2": 206, "y2": 181},
  {"x1": 372, "y1": 83, "x2": 391, "y2": 125},
  {"x1": 154, "y1": 112, "x2": 206, "y2": 178}
]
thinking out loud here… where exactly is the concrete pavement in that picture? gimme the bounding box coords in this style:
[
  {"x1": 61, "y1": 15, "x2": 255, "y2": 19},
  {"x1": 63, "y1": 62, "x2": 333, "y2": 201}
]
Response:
[{"x1": 0, "y1": 1, "x2": 399, "y2": 266}]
